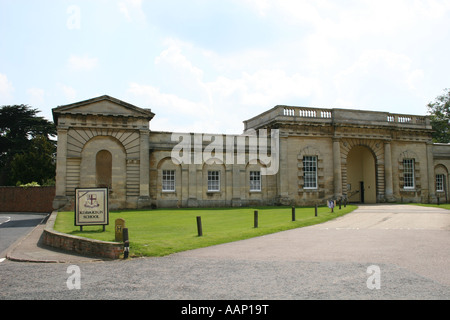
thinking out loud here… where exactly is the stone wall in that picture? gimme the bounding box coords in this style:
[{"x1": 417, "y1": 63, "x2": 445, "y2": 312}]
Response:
[
  {"x1": 149, "y1": 132, "x2": 278, "y2": 208},
  {"x1": 51, "y1": 96, "x2": 450, "y2": 208},
  {"x1": 0, "y1": 186, "x2": 55, "y2": 213}
]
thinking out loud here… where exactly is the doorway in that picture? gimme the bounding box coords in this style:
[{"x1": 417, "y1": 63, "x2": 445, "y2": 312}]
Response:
[
  {"x1": 347, "y1": 146, "x2": 376, "y2": 203},
  {"x1": 96, "y1": 150, "x2": 112, "y2": 188}
]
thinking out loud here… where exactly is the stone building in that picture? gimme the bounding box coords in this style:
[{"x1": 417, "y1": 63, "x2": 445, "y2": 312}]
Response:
[{"x1": 52, "y1": 95, "x2": 450, "y2": 210}]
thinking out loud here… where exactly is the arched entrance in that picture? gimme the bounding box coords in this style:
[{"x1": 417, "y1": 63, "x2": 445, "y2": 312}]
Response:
[
  {"x1": 96, "y1": 150, "x2": 112, "y2": 188},
  {"x1": 79, "y1": 136, "x2": 127, "y2": 209},
  {"x1": 346, "y1": 145, "x2": 377, "y2": 203}
]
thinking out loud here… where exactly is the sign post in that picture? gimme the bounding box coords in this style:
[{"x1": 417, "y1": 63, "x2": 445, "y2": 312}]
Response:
[
  {"x1": 327, "y1": 199, "x2": 335, "y2": 213},
  {"x1": 75, "y1": 188, "x2": 109, "y2": 231}
]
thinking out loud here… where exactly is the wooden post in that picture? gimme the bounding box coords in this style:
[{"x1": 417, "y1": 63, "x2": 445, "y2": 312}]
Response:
[
  {"x1": 315, "y1": 204, "x2": 318, "y2": 217},
  {"x1": 254, "y1": 210, "x2": 258, "y2": 228}
]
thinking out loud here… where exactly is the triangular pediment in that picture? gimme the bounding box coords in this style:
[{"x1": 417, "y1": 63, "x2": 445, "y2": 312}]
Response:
[{"x1": 52, "y1": 95, "x2": 154, "y2": 124}]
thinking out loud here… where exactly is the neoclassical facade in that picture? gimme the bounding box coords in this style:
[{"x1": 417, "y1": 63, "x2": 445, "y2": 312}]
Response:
[{"x1": 52, "y1": 95, "x2": 450, "y2": 210}]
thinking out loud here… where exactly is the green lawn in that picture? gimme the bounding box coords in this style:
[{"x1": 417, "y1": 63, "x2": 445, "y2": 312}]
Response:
[{"x1": 54, "y1": 205, "x2": 357, "y2": 257}]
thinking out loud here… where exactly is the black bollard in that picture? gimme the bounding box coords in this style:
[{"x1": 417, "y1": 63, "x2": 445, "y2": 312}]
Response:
[
  {"x1": 254, "y1": 210, "x2": 258, "y2": 228},
  {"x1": 123, "y1": 228, "x2": 129, "y2": 259},
  {"x1": 315, "y1": 203, "x2": 318, "y2": 217},
  {"x1": 292, "y1": 206, "x2": 296, "y2": 221},
  {"x1": 196, "y1": 216, "x2": 203, "y2": 237}
]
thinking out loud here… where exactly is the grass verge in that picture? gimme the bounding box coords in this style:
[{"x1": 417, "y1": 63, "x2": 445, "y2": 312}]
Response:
[
  {"x1": 54, "y1": 205, "x2": 357, "y2": 257},
  {"x1": 408, "y1": 203, "x2": 450, "y2": 210}
]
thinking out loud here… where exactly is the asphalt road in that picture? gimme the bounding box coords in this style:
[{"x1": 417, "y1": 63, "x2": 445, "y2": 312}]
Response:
[
  {"x1": 0, "y1": 213, "x2": 48, "y2": 260},
  {"x1": 0, "y1": 205, "x2": 448, "y2": 302}
]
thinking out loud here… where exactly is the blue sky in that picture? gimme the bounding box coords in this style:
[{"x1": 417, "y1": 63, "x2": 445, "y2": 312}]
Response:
[{"x1": 1, "y1": 0, "x2": 449, "y2": 134}]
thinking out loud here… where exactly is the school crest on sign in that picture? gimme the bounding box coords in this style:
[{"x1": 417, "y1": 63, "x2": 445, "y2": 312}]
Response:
[
  {"x1": 75, "y1": 188, "x2": 109, "y2": 227},
  {"x1": 84, "y1": 194, "x2": 100, "y2": 208}
]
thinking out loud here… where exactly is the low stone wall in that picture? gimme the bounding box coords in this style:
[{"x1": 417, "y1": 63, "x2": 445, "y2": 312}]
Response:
[
  {"x1": 43, "y1": 211, "x2": 123, "y2": 260},
  {"x1": 0, "y1": 186, "x2": 55, "y2": 213}
]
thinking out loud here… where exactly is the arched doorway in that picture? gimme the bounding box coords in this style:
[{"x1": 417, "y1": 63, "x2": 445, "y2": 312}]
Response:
[
  {"x1": 347, "y1": 146, "x2": 376, "y2": 203},
  {"x1": 96, "y1": 150, "x2": 112, "y2": 188}
]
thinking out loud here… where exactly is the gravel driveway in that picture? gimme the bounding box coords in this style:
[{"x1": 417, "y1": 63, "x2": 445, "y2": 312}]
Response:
[{"x1": 1, "y1": 204, "x2": 449, "y2": 300}]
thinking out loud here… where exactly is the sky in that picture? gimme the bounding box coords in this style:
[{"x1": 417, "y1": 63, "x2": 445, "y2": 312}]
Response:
[{"x1": 0, "y1": 0, "x2": 449, "y2": 134}]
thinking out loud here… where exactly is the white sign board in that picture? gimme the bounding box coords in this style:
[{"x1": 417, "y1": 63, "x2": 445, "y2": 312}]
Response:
[{"x1": 75, "y1": 188, "x2": 109, "y2": 227}]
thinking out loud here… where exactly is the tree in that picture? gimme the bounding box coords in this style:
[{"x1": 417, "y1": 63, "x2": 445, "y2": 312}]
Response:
[
  {"x1": 9, "y1": 135, "x2": 56, "y2": 186},
  {"x1": 427, "y1": 88, "x2": 450, "y2": 143},
  {"x1": 0, "y1": 105, "x2": 56, "y2": 185}
]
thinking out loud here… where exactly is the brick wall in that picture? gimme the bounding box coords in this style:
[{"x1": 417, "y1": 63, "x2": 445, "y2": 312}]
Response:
[
  {"x1": 0, "y1": 186, "x2": 55, "y2": 213},
  {"x1": 43, "y1": 211, "x2": 123, "y2": 260}
]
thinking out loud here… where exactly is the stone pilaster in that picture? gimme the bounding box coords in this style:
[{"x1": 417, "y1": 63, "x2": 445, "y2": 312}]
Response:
[
  {"x1": 426, "y1": 141, "x2": 436, "y2": 203},
  {"x1": 53, "y1": 128, "x2": 69, "y2": 209},
  {"x1": 138, "y1": 130, "x2": 150, "y2": 208},
  {"x1": 384, "y1": 140, "x2": 395, "y2": 202},
  {"x1": 333, "y1": 137, "x2": 342, "y2": 199}
]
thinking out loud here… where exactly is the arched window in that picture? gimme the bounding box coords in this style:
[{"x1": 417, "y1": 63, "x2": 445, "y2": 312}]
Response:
[{"x1": 96, "y1": 150, "x2": 112, "y2": 188}]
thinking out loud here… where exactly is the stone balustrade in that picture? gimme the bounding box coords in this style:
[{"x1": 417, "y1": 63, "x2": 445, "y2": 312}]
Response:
[{"x1": 245, "y1": 105, "x2": 431, "y2": 130}]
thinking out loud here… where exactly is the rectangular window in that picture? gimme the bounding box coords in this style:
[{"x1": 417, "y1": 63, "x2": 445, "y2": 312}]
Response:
[
  {"x1": 162, "y1": 170, "x2": 175, "y2": 192},
  {"x1": 303, "y1": 156, "x2": 318, "y2": 189},
  {"x1": 208, "y1": 170, "x2": 220, "y2": 192},
  {"x1": 403, "y1": 159, "x2": 415, "y2": 189},
  {"x1": 249, "y1": 171, "x2": 261, "y2": 191},
  {"x1": 436, "y1": 174, "x2": 444, "y2": 192}
]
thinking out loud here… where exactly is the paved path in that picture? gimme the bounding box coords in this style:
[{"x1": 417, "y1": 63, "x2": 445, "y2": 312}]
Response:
[
  {"x1": 174, "y1": 204, "x2": 450, "y2": 286},
  {"x1": 0, "y1": 213, "x2": 48, "y2": 261},
  {"x1": 2, "y1": 204, "x2": 449, "y2": 300}
]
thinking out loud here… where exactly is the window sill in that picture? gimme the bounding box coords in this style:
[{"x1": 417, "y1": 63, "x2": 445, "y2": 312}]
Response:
[{"x1": 161, "y1": 191, "x2": 177, "y2": 196}]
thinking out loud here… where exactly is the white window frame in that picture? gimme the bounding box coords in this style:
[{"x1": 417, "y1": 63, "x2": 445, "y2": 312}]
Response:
[
  {"x1": 403, "y1": 159, "x2": 415, "y2": 189},
  {"x1": 249, "y1": 171, "x2": 261, "y2": 192},
  {"x1": 303, "y1": 156, "x2": 318, "y2": 189},
  {"x1": 207, "y1": 170, "x2": 220, "y2": 192},
  {"x1": 436, "y1": 174, "x2": 444, "y2": 192},
  {"x1": 162, "y1": 170, "x2": 175, "y2": 192}
]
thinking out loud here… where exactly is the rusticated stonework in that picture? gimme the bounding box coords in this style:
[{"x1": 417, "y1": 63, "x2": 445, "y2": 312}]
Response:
[{"x1": 52, "y1": 96, "x2": 450, "y2": 209}]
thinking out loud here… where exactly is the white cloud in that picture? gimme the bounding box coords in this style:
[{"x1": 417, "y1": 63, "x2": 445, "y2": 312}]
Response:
[
  {"x1": 127, "y1": 82, "x2": 220, "y2": 133},
  {"x1": 27, "y1": 87, "x2": 45, "y2": 106},
  {"x1": 117, "y1": 0, "x2": 146, "y2": 25},
  {"x1": 128, "y1": 40, "x2": 325, "y2": 133},
  {"x1": 59, "y1": 84, "x2": 77, "y2": 102},
  {"x1": 125, "y1": 0, "x2": 450, "y2": 131},
  {"x1": 155, "y1": 39, "x2": 204, "y2": 80},
  {"x1": 244, "y1": 0, "x2": 450, "y2": 34},
  {"x1": 0, "y1": 73, "x2": 14, "y2": 101},
  {"x1": 68, "y1": 54, "x2": 98, "y2": 71},
  {"x1": 127, "y1": 82, "x2": 212, "y2": 118},
  {"x1": 208, "y1": 69, "x2": 320, "y2": 108},
  {"x1": 333, "y1": 49, "x2": 425, "y2": 109},
  {"x1": 238, "y1": 0, "x2": 449, "y2": 112}
]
